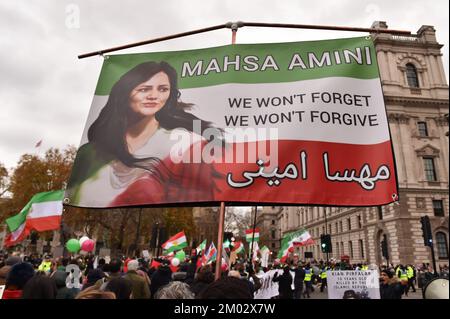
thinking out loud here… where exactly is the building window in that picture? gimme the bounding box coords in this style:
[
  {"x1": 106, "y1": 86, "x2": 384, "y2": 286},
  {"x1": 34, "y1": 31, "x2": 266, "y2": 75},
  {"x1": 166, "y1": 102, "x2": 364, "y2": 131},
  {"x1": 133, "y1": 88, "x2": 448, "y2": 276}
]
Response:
[
  {"x1": 271, "y1": 220, "x2": 275, "y2": 225},
  {"x1": 357, "y1": 216, "x2": 362, "y2": 229},
  {"x1": 328, "y1": 224, "x2": 332, "y2": 234},
  {"x1": 436, "y1": 232, "x2": 449, "y2": 259},
  {"x1": 417, "y1": 121, "x2": 428, "y2": 137},
  {"x1": 406, "y1": 63, "x2": 419, "y2": 88},
  {"x1": 349, "y1": 241, "x2": 353, "y2": 258},
  {"x1": 271, "y1": 230, "x2": 276, "y2": 239},
  {"x1": 433, "y1": 200, "x2": 444, "y2": 217},
  {"x1": 347, "y1": 218, "x2": 351, "y2": 231},
  {"x1": 339, "y1": 221, "x2": 343, "y2": 233},
  {"x1": 335, "y1": 222, "x2": 338, "y2": 234},
  {"x1": 271, "y1": 243, "x2": 275, "y2": 249},
  {"x1": 378, "y1": 206, "x2": 383, "y2": 220},
  {"x1": 359, "y1": 239, "x2": 364, "y2": 258},
  {"x1": 423, "y1": 158, "x2": 437, "y2": 181}
]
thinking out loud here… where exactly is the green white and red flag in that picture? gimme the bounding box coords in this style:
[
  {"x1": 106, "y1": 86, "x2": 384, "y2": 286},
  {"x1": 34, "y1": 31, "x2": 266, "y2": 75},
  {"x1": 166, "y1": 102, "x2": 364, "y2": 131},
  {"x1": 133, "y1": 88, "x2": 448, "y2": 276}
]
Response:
[
  {"x1": 245, "y1": 228, "x2": 260, "y2": 242},
  {"x1": 4, "y1": 190, "x2": 64, "y2": 247},
  {"x1": 232, "y1": 241, "x2": 245, "y2": 254},
  {"x1": 161, "y1": 231, "x2": 187, "y2": 254},
  {"x1": 278, "y1": 228, "x2": 314, "y2": 263}
]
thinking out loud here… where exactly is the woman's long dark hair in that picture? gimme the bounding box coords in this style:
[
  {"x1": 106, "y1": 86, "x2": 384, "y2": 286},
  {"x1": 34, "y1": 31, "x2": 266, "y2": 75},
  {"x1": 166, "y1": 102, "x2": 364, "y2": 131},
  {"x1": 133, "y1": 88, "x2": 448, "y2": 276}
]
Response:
[{"x1": 88, "y1": 61, "x2": 216, "y2": 169}]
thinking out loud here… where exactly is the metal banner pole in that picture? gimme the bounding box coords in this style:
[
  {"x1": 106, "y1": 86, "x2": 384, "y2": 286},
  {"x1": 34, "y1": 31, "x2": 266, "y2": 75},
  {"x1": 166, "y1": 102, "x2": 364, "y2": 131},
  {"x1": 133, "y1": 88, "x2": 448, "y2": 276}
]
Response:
[{"x1": 214, "y1": 202, "x2": 226, "y2": 280}]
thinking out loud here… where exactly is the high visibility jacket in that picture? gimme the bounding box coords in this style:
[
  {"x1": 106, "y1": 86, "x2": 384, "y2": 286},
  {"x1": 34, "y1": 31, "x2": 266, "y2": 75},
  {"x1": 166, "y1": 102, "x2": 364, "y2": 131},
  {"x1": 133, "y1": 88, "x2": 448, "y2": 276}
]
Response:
[
  {"x1": 407, "y1": 267, "x2": 414, "y2": 279},
  {"x1": 304, "y1": 270, "x2": 312, "y2": 282},
  {"x1": 38, "y1": 261, "x2": 52, "y2": 272},
  {"x1": 320, "y1": 269, "x2": 327, "y2": 279},
  {"x1": 399, "y1": 270, "x2": 408, "y2": 281},
  {"x1": 361, "y1": 266, "x2": 368, "y2": 271}
]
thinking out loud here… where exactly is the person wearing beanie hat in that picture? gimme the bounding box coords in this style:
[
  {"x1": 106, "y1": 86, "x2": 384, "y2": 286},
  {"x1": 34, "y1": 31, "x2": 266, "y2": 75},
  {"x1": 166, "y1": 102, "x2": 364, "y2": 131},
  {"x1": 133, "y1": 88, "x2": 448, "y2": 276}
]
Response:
[
  {"x1": 380, "y1": 269, "x2": 404, "y2": 299},
  {"x1": 2, "y1": 262, "x2": 35, "y2": 299}
]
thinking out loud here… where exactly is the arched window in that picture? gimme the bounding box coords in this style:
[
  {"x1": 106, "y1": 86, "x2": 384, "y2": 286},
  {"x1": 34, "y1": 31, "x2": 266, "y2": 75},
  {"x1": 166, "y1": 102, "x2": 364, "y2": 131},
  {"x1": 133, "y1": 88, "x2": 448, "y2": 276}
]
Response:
[
  {"x1": 436, "y1": 232, "x2": 449, "y2": 259},
  {"x1": 406, "y1": 63, "x2": 419, "y2": 88}
]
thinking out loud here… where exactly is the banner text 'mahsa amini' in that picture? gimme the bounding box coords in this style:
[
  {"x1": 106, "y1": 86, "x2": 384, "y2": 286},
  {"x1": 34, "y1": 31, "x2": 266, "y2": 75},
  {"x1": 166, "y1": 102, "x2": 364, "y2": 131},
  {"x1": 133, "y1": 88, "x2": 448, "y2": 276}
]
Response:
[{"x1": 181, "y1": 46, "x2": 373, "y2": 78}]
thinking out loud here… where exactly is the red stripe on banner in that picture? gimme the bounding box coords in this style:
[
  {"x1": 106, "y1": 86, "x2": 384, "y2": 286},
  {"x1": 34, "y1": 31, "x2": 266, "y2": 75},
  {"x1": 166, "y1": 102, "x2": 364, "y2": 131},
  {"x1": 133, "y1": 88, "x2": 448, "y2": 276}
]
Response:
[
  {"x1": 245, "y1": 228, "x2": 260, "y2": 235},
  {"x1": 109, "y1": 140, "x2": 397, "y2": 207},
  {"x1": 26, "y1": 216, "x2": 61, "y2": 232}
]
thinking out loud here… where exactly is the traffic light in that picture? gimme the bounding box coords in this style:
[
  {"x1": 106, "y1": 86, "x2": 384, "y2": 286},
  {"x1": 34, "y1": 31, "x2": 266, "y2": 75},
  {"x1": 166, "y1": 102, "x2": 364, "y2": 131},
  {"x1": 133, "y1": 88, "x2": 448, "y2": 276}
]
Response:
[
  {"x1": 420, "y1": 216, "x2": 433, "y2": 247},
  {"x1": 320, "y1": 234, "x2": 332, "y2": 253}
]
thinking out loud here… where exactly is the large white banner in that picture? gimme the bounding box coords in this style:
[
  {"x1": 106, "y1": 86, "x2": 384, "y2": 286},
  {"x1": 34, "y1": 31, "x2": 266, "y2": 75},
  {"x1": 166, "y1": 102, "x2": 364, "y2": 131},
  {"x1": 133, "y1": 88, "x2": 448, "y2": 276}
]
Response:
[
  {"x1": 254, "y1": 269, "x2": 283, "y2": 299},
  {"x1": 327, "y1": 270, "x2": 380, "y2": 299}
]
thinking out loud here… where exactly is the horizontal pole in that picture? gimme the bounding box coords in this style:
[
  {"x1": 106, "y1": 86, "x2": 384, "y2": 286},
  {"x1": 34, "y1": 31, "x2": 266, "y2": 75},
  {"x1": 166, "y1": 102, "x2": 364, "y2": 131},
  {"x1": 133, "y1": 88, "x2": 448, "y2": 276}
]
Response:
[
  {"x1": 78, "y1": 23, "x2": 227, "y2": 59},
  {"x1": 241, "y1": 22, "x2": 412, "y2": 35},
  {"x1": 78, "y1": 21, "x2": 412, "y2": 59}
]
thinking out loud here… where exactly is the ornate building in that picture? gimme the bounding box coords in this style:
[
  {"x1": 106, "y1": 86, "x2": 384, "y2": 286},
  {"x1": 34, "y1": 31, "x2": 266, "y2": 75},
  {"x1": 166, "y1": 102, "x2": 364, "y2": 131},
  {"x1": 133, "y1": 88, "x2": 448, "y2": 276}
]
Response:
[
  {"x1": 257, "y1": 22, "x2": 449, "y2": 267},
  {"x1": 192, "y1": 207, "x2": 219, "y2": 247}
]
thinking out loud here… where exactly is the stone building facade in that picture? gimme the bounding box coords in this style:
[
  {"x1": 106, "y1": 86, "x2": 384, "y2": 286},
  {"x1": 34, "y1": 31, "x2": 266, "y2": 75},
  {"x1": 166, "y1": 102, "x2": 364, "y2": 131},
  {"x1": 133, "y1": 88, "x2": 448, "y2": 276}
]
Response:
[
  {"x1": 257, "y1": 22, "x2": 449, "y2": 268},
  {"x1": 192, "y1": 207, "x2": 219, "y2": 248}
]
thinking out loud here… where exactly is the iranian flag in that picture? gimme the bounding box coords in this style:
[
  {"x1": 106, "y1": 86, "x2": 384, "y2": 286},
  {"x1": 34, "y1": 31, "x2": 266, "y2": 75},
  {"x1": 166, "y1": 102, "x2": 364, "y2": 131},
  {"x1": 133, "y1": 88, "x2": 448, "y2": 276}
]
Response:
[
  {"x1": 245, "y1": 228, "x2": 260, "y2": 242},
  {"x1": 161, "y1": 231, "x2": 187, "y2": 253},
  {"x1": 232, "y1": 241, "x2": 245, "y2": 254},
  {"x1": 278, "y1": 228, "x2": 314, "y2": 263},
  {"x1": 4, "y1": 190, "x2": 64, "y2": 247}
]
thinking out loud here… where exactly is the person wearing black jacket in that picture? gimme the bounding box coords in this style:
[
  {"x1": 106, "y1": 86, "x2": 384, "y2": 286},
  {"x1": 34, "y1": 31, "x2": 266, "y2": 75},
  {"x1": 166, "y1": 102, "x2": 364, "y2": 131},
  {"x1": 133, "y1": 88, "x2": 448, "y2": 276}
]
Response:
[
  {"x1": 293, "y1": 263, "x2": 305, "y2": 299},
  {"x1": 150, "y1": 260, "x2": 172, "y2": 298},
  {"x1": 272, "y1": 266, "x2": 293, "y2": 299},
  {"x1": 379, "y1": 269, "x2": 404, "y2": 299}
]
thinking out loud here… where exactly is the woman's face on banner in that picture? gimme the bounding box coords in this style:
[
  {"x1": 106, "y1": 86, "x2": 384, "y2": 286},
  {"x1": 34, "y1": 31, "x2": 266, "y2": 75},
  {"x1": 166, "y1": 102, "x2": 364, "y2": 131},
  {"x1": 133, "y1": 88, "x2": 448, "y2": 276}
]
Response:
[{"x1": 129, "y1": 71, "x2": 171, "y2": 117}]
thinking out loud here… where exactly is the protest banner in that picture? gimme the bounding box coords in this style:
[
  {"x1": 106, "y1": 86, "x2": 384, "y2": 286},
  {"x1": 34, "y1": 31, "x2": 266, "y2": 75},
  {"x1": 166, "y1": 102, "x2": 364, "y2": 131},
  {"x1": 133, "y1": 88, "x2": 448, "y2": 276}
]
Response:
[
  {"x1": 327, "y1": 270, "x2": 380, "y2": 299},
  {"x1": 65, "y1": 37, "x2": 397, "y2": 208}
]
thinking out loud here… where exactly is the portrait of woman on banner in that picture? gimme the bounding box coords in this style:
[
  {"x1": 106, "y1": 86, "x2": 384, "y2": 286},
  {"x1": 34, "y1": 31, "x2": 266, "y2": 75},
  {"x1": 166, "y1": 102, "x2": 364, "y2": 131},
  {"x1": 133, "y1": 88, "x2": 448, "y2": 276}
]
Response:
[{"x1": 66, "y1": 61, "x2": 221, "y2": 207}]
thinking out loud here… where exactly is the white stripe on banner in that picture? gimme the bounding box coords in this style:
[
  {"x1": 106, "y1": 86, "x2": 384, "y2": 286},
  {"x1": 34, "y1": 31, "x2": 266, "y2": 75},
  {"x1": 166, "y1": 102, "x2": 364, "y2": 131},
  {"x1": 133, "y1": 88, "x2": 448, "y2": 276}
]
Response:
[
  {"x1": 81, "y1": 77, "x2": 388, "y2": 146},
  {"x1": 27, "y1": 200, "x2": 63, "y2": 219}
]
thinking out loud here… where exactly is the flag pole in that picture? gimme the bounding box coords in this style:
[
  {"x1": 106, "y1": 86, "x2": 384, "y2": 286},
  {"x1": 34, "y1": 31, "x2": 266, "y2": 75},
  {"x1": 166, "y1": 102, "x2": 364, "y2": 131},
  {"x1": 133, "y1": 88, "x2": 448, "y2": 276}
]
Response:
[
  {"x1": 214, "y1": 23, "x2": 240, "y2": 282},
  {"x1": 249, "y1": 206, "x2": 258, "y2": 267},
  {"x1": 214, "y1": 202, "x2": 226, "y2": 280}
]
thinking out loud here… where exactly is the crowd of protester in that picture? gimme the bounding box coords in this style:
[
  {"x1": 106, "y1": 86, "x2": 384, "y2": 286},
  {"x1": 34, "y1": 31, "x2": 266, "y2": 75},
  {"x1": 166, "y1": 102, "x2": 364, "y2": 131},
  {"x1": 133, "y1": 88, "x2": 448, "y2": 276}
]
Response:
[{"x1": 0, "y1": 250, "x2": 447, "y2": 299}]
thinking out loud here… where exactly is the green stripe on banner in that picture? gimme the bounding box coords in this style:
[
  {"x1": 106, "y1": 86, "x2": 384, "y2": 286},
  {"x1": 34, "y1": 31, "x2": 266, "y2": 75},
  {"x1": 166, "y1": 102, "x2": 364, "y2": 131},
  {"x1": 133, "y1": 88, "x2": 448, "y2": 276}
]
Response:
[{"x1": 95, "y1": 36, "x2": 378, "y2": 95}]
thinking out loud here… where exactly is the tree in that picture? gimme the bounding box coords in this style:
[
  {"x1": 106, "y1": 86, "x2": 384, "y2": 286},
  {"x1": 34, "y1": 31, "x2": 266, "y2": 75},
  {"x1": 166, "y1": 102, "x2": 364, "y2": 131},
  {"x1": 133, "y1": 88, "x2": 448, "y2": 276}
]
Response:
[
  {"x1": 1, "y1": 146, "x2": 76, "y2": 241},
  {"x1": 225, "y1": 207, "x2": 253, "y2": 237},
  {"x1": 0, "y1": 162, "x2": 9, "y2": 197},
  {"x1": 163, "y1": 207, "x2": 196, "y2": 241}
]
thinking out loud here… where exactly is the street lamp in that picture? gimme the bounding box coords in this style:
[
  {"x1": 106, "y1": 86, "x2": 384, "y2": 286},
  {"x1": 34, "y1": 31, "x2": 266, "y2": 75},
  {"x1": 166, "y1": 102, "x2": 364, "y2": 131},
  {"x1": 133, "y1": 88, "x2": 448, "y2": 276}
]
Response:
[{"x1": 46, "y1": 169, "x2": 53, "y2": 191}]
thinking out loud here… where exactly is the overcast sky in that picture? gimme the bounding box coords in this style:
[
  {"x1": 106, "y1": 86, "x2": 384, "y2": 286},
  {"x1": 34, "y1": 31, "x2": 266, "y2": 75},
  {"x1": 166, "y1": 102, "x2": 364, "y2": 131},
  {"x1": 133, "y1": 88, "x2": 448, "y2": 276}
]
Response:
[{"x1": 0, "y1": 0, "x2": 448, "y2": 170}]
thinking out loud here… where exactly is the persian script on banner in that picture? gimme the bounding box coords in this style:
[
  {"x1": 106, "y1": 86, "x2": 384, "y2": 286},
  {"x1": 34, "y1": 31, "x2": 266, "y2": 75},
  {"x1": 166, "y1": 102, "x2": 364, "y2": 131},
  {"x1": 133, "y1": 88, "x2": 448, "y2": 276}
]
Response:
[{"x1": 65, "y1": 37, "x2": 398, "y2": 208}]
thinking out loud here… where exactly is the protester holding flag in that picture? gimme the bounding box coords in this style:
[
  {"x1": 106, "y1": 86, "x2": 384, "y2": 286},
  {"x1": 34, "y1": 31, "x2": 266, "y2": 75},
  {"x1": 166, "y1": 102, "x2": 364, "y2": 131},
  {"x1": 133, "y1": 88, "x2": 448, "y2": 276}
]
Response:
[{"x1": 65, "y1": 61, "x2": 221, "y2": 207}]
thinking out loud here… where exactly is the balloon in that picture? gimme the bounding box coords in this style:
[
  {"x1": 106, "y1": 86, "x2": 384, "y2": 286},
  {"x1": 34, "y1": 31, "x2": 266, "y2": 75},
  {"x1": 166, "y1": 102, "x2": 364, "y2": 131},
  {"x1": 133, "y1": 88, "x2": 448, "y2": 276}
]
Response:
[
  {"x1": 66, "y1": 239, "x2": 81, "y2": 253},
  {"x1": 171, "y1": 257, "x2": 180, "y2": 267},
  {"x1": 175, "y1": 250, "x2": 186, "y2": 261},
  {"x1": 79, "y1": 236, "x2": 89, "y2": 245},
  {"x1": 81, "y1": 239, "x2": 95, "y2": 252}
]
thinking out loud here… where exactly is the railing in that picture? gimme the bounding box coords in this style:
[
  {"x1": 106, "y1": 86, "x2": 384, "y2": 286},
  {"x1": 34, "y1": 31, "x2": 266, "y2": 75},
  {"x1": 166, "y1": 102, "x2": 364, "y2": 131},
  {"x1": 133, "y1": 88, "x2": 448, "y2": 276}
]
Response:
[{"x1": 391, "y1": 35, "x2": 419, "y2": 42}]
